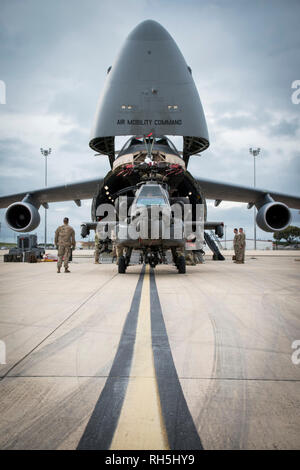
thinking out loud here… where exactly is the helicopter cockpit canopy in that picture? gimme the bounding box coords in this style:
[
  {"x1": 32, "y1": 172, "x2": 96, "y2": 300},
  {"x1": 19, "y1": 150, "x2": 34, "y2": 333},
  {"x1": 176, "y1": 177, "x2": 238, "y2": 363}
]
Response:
[{"x1": 135, "y1": 183, "x2": 168, "y2": 207}]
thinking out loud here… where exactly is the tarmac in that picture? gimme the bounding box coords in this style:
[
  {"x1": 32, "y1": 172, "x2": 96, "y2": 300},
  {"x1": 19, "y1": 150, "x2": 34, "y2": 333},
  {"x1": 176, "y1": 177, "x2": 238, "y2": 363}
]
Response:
[{"x1": 0, "y1": 251, "x2": 299, "y2": 450}]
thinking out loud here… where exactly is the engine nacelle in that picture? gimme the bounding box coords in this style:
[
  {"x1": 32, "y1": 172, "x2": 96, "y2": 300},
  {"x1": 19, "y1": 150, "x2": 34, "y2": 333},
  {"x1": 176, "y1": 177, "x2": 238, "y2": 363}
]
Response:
[
  {"x1": 256, "y1": 201, "x2": 291, "y2": 232},
  {"x1": 5, "y1": 202, "x2": 40, "y2": 232}
]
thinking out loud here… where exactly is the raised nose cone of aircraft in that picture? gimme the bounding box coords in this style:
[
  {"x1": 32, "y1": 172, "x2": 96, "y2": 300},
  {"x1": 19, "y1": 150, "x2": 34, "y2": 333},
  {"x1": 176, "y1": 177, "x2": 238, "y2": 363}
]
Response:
[
  {"x1": 90, "y1": 20, "x2": 209, "y2": 160},
  {"x1": 127, "y1": 19, "x2": 172, "y2": 41}
]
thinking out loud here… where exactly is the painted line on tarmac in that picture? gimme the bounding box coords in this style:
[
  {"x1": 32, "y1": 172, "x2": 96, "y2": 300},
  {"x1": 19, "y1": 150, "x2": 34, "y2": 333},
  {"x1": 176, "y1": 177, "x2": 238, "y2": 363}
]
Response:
[
  {"x1": 77, "y1": 266, "x2": 145, "y2": 450},
  {"x1": 150, "y1": 269, "x2": 203, "y2": 450},
  {"x1": 110, "y1": 265, "x2": 169, "y2": 450},
  {"x1": 77, "y1": 265, "x2": 202, "y2": 450}
]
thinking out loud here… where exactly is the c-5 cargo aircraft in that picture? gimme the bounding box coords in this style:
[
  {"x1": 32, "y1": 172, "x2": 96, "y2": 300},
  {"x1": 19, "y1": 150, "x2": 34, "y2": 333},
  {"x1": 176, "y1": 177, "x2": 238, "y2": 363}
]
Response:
[{"x1": 1, "y1": 20, "x2": 300, "y2": 273}]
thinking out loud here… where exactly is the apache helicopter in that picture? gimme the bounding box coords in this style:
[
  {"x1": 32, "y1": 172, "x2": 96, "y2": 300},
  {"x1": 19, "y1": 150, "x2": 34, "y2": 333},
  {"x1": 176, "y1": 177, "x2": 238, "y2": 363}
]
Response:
[
  {"x1": 1, "y1": 20, "x2": 300, "y2": 274},
  {"x1": 91, "y1": 134, "x2": 206, "y2": 273}
]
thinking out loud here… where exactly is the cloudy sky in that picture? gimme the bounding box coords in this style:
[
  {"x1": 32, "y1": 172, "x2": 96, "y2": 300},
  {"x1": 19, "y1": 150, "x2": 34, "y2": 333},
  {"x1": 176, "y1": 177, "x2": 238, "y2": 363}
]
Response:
[{"x1": 0, "y1": 0, "x2": 299, "y2": 247}]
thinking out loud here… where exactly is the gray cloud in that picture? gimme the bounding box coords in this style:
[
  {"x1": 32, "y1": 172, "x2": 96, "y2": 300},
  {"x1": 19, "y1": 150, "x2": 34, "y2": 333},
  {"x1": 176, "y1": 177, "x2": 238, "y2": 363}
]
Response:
[{"x1": 269, "y1": 118, "x2": 300, "y2": 136}]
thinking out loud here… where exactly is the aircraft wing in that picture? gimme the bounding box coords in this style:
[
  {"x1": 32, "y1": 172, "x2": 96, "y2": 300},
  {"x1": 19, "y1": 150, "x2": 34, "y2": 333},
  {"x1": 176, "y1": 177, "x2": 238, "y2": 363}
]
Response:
[
  {"x1": 195, "y1": 177, "x2": 300, "y2": 209},
  {"x1": 0, "y1": 178, "x2": 103, "y2": 208}
]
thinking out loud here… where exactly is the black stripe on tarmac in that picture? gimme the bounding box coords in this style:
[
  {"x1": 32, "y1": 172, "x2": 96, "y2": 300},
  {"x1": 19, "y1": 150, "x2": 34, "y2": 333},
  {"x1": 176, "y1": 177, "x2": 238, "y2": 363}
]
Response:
[
  {"x1": 150, "y1": 269, "x2": 203, "y2": 450},
  {"x1": 77, "y1": 266, "x2": 145, "y2": 450}
]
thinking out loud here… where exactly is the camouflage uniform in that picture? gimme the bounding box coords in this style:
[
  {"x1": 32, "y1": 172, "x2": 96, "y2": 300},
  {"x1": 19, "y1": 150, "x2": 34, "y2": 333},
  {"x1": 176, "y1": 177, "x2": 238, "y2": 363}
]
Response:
[
  {"x1": 94, "y1": 232, "x2": 101, "y2": 263},
  {"x1": 111, "y1": 228, "x2": 117, "y2": 262},
  {"x1": 234, "y1": 233, "x2": 245, "y2": 263},
  {"x1": 185, "y1": 251, "x2": 197, "y2": 265},
  {"x1": 233, "y1": 233, "x2": 240, "y2": 262},
  {"x1": 55, "y1": 224, "x2": 76, "y2": 271},
  {"x1": 239, "y1": 232, "x2": 246, "y2": 263}
]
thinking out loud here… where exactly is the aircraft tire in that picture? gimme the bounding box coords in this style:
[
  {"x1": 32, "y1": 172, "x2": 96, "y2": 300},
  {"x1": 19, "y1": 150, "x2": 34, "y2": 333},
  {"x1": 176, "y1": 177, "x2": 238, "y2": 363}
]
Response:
[
  {"x1": 177, "y1": 255, "x2": 186, "y2": 274},
  {"x1": 118, "y1": 256, "x2": 126, "y2": 274}
]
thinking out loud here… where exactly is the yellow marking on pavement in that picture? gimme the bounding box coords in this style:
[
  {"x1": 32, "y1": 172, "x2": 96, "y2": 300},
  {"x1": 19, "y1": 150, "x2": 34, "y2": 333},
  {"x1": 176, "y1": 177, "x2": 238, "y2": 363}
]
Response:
[{"x1": 110, "y1": 265, "x2": 169, "y2": 450}]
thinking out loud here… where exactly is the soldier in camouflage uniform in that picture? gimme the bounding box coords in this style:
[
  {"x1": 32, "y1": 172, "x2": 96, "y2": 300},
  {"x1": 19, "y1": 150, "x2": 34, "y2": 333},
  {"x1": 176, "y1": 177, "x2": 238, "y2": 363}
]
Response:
[
  {"x1": 233, "y1": 227, "x2": 246, "y2": 263},
  {"x1": 111, "y1": 228, "x2": 117, "y2": 263},
  {"x1": 233, "y1": 228, "x2": 239, "y2": 262},
  {"x1": 94, "y1": 231, "x2": 101, "y2": 264},
  {"x1": 186, "y1": 251, "x2": 197, "y2": 265},
  {"x1": 55, "y1": 217, "x2": 76, "y2": 273},
  {"x1": 238, "y1": 227, "x2": 246, "y2": 263}
]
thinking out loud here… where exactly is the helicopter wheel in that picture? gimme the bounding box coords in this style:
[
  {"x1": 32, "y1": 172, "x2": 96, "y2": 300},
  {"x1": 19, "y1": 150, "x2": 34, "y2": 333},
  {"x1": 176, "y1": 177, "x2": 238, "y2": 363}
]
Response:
[
  {"x1": 177, "y1": 255, "x2": 186, "y2": 274},
  {"x1": 118, "y1": 256, "x2": 126, "y2": 273}
]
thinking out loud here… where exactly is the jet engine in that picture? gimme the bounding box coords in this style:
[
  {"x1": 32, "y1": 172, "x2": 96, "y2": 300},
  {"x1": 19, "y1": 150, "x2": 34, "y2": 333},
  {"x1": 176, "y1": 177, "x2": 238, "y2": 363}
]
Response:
[
  {"x1": 256, "y1": 201, "x2": 291, "y2": 232},
  {"x1": 5, "y1": 201, "x2": 40, "y2": 232}
]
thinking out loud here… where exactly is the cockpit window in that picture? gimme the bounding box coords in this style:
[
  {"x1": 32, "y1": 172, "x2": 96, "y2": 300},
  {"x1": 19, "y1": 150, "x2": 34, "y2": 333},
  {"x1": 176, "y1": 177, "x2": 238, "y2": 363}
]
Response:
[
  {"x1": 139, "y1": 186, "x2": 164, "y2": 197},
  {"x1": 118, "y1": 137, "x2": 144, "y2": 157},
  {"x1": 137, "y1": 197, "x2": 166, "y2": 206},
  {"x1": 136, "y1": 185, "x2": 167, "y2": 206},
  {"x1": 117, "y1": 135, "x2": 181, "y2": 158}
]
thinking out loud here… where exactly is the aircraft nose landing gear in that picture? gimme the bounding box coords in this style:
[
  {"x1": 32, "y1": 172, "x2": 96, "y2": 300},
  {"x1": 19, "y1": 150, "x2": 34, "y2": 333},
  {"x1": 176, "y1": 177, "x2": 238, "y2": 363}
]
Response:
[{"x1": 146, "y1": 251, "x2": 160, "y2": 268}]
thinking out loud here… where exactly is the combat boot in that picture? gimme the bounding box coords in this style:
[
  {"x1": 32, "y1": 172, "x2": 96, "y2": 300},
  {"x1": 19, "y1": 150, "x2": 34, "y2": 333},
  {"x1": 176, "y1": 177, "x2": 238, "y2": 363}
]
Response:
[
  {"x1": 57, "y1": 267, "x2": 61, "y2": 273},
  {"x1": 65, "y1": 268, "x2": 71, "y2": 273}
]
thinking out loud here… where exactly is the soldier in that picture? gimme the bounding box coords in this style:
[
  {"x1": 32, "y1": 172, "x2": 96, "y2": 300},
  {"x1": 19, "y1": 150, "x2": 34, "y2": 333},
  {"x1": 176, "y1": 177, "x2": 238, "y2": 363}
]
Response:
[
  {"x1": 94, "y1": 231, "x2": 101, "y2": 264},
  {"x1": 186, "y1": 251, "x2": 196, "y2": 265},
  {"x1": 239, "y1": 227, "x2": 246, "y2": 263},
  {"x1": 111, "y1": 227, "x2": 117, "y2": 263},
  {"x1": 233, "y1": 228, "x2": 239, "y2": 262},
  {"x1": 55, "y1": 217, "x2": 76, "y2": 273}
]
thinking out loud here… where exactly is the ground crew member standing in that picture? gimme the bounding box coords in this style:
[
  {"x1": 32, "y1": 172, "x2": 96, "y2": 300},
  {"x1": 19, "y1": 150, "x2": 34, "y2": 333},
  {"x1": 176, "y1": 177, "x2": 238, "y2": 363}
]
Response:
[
  {"x1": 239, "y1": 227, "x2": 246, "y2": 263},
  {"x1": 111, "y1": 227, "x2": 117, "y2": 263},
  {"x1": 233, "y1": 228, "x2": 239, "y2": 262},
  {"x1": 186, "y1": 251, "x2": 197, "y2": 265},
  {"x1": 55, "y1": 217, "x2": 76, "y2": 273},
  {"x1": 94, "y1": 231, "x2": 101, "y2": 264}
]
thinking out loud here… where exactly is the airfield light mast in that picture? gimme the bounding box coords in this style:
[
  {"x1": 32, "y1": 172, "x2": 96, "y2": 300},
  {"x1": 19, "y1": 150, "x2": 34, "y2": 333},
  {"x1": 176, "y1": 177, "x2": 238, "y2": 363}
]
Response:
[
  {"x1": 249, "y1": 147, "x2": 261, "y2": 250},
  {"x1": 40, "y1": 147, "x2": 52, "y2": 250}
]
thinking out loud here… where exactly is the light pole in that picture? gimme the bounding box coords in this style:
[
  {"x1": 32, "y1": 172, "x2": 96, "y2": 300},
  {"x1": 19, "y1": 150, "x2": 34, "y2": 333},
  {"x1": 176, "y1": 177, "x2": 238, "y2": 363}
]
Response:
[
  {"x1": 40, "y1": 148, "x2": 52, "y2": 250},
  {"x1": 249, "y1": 147, "x2": 261, "y2": 250}
]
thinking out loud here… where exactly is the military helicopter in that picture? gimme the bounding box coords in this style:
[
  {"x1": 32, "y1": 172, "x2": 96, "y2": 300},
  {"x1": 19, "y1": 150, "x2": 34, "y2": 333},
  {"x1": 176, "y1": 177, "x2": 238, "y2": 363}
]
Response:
[{"x1": 92, "y1": 134, "x2": 204, "y2": 273}]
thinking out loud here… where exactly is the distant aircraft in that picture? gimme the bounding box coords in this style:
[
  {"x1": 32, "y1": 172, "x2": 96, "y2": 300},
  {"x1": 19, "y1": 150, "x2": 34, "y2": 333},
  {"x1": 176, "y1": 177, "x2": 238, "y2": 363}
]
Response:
[{"x1": 1, "y1": 20, "x2": 300, "y2": 273}]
